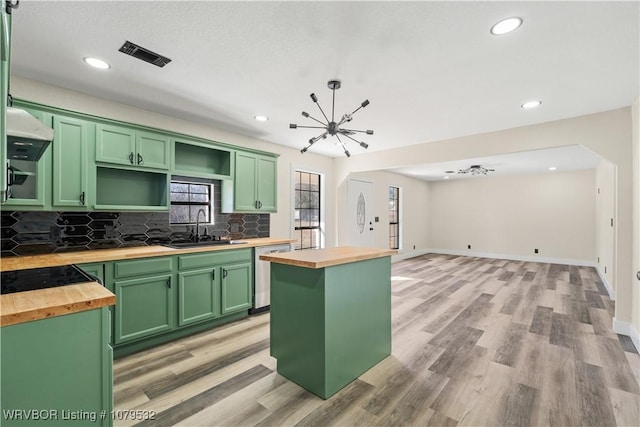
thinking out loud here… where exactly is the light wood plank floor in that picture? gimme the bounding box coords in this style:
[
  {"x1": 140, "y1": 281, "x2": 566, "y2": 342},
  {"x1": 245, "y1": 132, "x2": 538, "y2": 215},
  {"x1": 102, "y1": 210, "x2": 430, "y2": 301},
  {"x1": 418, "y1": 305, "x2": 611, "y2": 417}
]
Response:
[{"x1": 114, "y1": 254, "x2": 640, "y2": 426}]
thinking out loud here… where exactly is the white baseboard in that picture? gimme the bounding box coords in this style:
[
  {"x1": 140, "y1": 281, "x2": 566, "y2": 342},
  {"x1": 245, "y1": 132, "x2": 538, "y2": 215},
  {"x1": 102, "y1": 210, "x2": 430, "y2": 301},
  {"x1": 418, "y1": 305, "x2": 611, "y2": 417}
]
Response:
[
  {"x1": 425, "y1": 248, "x2": 596, "y2": 267},
  {"x1": 613, "y1": 318, "x2": 640, "y2": 353},
  {"x1": 595, "y1": 266, "x2": 616, "y2": 300},
  {"x1": 391, "y1": 249, "x2": 431, "y2": 262}
]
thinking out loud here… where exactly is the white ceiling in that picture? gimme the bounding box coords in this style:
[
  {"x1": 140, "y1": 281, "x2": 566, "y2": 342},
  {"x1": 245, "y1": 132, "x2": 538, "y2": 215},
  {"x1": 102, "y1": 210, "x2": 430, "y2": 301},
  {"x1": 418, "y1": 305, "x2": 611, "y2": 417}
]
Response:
[
  {"x1": 8, "y1": 1, "x2": 639, "y2": 169},
  {"x1": 388, "y1": 145, "x2": 603, "y2": 182}
]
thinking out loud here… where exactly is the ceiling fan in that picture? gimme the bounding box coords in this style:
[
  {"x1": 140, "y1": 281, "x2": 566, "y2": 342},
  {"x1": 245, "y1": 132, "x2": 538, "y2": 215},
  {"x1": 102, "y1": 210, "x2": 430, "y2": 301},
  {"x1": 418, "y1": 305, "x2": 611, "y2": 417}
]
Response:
[
  {"x1": 457, "y1": 165, "x2": 495, "y2": 175},
  {"x1": 289, "y1": 80, "x2": 374, "y2": 157}
]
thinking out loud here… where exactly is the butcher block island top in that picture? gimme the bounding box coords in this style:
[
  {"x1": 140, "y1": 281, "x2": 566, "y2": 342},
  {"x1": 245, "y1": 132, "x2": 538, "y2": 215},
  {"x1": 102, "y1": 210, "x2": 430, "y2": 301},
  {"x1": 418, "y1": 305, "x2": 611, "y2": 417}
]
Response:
[
  {"x1": 1, "y1": 282, "x2": 114, "y2": 327},
  {"x1": 259, "y1": 246, "x2": 396, "y2": 269}
]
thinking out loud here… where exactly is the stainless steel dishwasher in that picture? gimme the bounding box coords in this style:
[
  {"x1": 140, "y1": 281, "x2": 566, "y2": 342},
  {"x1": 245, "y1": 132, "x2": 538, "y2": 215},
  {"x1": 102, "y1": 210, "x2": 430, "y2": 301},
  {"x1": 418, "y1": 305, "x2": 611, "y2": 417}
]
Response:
[{"x1": 251, "y1": 243, "x2": 293, "y2": 314}]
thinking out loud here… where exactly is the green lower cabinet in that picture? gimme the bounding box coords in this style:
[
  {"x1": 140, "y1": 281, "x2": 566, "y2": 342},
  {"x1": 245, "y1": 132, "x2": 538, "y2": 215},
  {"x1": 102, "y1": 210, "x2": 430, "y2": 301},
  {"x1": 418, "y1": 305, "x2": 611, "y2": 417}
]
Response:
[
  {"x1": 1, "y1": 308, "x2": 113, "y2": 427},
  {"x1": 114, "y1": 273, "x2": 174, "y2": 344},
  {"x1": 221, "y1": 262, "x2": 252, "y2": 314},
  {"x1": 77, "y1": 262, "x2": 105, "y2": 284},
  {"x1": 178, "y1": 268, "x2": 220, "y2": 326}
]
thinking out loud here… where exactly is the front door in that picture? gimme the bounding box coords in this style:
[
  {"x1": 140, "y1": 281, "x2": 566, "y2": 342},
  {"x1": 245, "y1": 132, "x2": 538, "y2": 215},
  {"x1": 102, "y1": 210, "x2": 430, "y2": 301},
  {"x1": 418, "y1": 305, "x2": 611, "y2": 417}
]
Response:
[{"x1": 347, "y1": 178, "x2": 375, "y2": 247}]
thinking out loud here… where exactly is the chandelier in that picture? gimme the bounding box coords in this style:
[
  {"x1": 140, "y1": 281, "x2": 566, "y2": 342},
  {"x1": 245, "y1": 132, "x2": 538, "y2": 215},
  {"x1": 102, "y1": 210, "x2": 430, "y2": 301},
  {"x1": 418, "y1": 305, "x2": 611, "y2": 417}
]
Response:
[
  {"x1": 457, "y1": 165, "x2": 495, "y2": 175},
  {"x1": 289, "y1": 80, "x2": 373, "y2": 157}
]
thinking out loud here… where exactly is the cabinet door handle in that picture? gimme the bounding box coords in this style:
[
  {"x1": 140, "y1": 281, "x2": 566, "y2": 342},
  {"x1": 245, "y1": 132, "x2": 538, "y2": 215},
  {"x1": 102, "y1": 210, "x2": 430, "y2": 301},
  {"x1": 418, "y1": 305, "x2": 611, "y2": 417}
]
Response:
[
  {"x1": 258, "y1": 201, "x2": 263, "y2": 209},
  {"x1": 166, "y1": 277, "x2": 172, "y2": 288},
  {"x1": 222, "y1": 269, "x2": 227, "y2": 279},
  {"x1": 137, "y1": 153, "x2": 143, "y2": 165},
  {"x1": 212, "y1": 270, "x2": 215, "y2": 281},
  {"x1": 129, "y1": 152, "x2": 134, "y2": 164},
  {"x1": 79, "y1": 191, "x2": 85, "y2": 205}
]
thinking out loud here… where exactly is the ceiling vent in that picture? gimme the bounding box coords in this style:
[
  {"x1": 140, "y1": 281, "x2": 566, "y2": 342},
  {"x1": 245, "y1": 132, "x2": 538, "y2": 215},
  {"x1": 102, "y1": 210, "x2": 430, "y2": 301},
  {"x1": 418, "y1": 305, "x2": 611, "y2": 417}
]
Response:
[{"x1": 118, "y1": 41, "x2": 172, "y2": 68}]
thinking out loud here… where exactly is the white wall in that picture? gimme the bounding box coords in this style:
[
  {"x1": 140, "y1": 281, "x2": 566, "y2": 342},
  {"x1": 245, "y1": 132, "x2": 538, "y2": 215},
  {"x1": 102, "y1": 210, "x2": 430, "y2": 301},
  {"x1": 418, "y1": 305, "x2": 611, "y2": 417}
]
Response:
[
  {"x1": 428, "y1": 170, "x2": 596, "y2": 263},
  {"x1": 595, "y1": 159, "x2": 616, "y2": 297},
  {"x1": 346, "y1": 170, "x2": 430, "y2": 257},
  {"x1": 10, "y1": 76, "x2": 337, "y2": 246},
  {"x1": 334, "y1": 107, "x2": 634, "y2": 326},
  {"x1": 632, "y1": 97, "x2": 640, "y2": 348}
]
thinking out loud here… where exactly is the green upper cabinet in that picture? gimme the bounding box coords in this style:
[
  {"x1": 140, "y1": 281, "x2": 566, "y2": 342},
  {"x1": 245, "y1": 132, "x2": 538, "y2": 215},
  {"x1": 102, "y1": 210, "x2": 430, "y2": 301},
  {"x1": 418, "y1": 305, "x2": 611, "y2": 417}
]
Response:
[
  {"x1": 172, "y1": 139, "x2": 233, "y2": 179},
  {"x1": 257, "y1": 155, "x2": 277, "y2": 211},
  {"x1": 96, "y1": 124, "x2": 170, "y2": 170},
  {"x1": 3, "y1": 108, "x2": 50, "y2": 208},
  {"x1": 233, "y1": 151, "x2": 277, "y2": 212},
  {"x1": 136, "y1": 130, "x2": 171, "y2": 169},
  {"x1": 53, "y1": 115, "x2": 89, "y2": 207}
]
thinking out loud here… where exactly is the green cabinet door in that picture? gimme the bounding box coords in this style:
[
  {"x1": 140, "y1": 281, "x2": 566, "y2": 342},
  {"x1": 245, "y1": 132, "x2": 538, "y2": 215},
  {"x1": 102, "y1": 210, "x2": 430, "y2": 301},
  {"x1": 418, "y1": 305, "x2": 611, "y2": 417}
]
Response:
[
  {"x1": 178, "y1": 268, "x2": 220, "y2": 326},
  {"x1": 233, "y1": 151, "x2": 277, "y2": 212},
  {"x1": 78, "y1": 262, "x2": 105, "y2": 284},
  {"x1": 114, "y1": 273, "x2": 174, "y2": 344},
  {"x1": 96, "y1": 124, "x2": 169, "y2": 171},
  {"x1": 136, "y1": 131, "x2": 170, "y2": 170},
  {"x1": 1, "y1": 307, "x2": 113, "y2": 427},
  {"x1": 53, "y1": 115, "x2": 88, "y2": 207},
  {"x1": 234, "y1": 151, "x2": 258, "y2": 211},
  {"x1": 257, "y1": 155, "x2": 277, "y2": 212},
  {"x1": 95, "y1": 123, "x2": 136, "y2": 167},
  {"x1": 220, "y1": 262, "x2": 252, "y2": 314}
]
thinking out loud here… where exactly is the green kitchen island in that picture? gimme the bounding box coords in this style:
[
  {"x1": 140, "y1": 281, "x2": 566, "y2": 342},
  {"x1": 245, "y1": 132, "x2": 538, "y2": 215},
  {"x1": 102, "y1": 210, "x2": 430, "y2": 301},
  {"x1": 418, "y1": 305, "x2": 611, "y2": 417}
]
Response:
[{"x1": 260, "y1": 246, "x2": 396, "y2": 399}]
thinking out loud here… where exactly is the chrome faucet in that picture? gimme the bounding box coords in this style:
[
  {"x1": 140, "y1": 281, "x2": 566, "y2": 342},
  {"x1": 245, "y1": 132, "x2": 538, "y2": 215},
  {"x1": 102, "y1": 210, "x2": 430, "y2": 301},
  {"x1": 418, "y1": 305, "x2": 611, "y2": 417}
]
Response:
[{"x1": 195, "y1": 208, "x2": 207, "y2": 242}]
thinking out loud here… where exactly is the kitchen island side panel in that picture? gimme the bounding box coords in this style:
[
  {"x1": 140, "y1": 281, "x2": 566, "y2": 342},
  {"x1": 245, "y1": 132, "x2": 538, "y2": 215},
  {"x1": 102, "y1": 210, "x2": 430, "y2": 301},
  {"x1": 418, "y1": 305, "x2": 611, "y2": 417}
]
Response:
[
  {"x1": 270, "y1": 264, "x2": 327, "y2": 395},
  {"x1": 269, "y1": 255, "x2": 392, "y2": 399},
  {"x1": 324, "y1": 257, "x2": 392, "y2": 397},
  {"x1": 1, "y1": 307, "x2": 112, "y2": 427}
]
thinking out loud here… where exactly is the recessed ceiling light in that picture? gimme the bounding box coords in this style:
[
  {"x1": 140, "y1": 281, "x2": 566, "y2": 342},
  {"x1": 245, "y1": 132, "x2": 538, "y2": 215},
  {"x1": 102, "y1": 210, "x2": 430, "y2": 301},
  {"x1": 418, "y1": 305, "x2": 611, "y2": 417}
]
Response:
[
  {"x1": 83, "y1": 57, "x2": 110, "y2": 70},
  {"x1": 521, "y1": 100, "x2": 542, "y2": 109},
  {"x1": 254, "y1": 115, "x2": 269, "y2": 122},
  {"x1": 490, "y1": 17, "x2": 523, "y2": 35},
  {"x1": 549, "y1": 166, "x2": 557, "y2": 171},
  {"x1": 444, "y1": 176, "x2": 450, "y2": 179}
]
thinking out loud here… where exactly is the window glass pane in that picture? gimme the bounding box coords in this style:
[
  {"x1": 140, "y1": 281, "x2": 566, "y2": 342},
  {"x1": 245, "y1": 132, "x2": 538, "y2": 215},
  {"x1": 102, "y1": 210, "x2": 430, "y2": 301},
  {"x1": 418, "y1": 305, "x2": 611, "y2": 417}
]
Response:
[
  {"x1": 170, "y1": 181, "x2": 213, "y2": 224},
  {"x1": 171, "y1": 205, "x2": 189, "y2": 224},
  {"x1": 294, "y1": 170, "x2": 321, "y2": 250},
  {"x1": 170, "y1": 192, "x2": 189, "y2": 202}
]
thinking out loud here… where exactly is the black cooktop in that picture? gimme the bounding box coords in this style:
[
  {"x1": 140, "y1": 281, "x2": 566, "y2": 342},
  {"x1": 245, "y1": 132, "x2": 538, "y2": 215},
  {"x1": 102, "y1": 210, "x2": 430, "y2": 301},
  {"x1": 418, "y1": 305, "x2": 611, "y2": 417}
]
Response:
[{"x1": 1, "y1": 265, "x2": 95, "y2": 295}]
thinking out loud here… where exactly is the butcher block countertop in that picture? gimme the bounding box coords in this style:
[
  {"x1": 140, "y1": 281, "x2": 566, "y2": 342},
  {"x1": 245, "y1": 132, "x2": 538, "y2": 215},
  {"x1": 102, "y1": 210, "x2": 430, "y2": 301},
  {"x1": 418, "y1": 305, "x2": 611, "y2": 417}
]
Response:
[
  {"x1": 259, "y1": 246, "x2": 396, "y2": 269},
  {"x1": 0, "y1": 237, "x2": 294, "y2": 272},
  {"x1": 1, "y1": 282, "x2": 115, "y2": 327},
  {"x1": 1, "y1": 237, "x2": 293, "y2": 327}
]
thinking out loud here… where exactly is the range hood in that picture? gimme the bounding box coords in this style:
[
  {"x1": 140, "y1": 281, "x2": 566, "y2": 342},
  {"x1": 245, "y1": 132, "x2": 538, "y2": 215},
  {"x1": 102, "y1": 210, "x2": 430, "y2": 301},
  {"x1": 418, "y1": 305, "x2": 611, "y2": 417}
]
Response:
[{"x1": 6, "y1": 107, "x2": 54, "y2": 161}]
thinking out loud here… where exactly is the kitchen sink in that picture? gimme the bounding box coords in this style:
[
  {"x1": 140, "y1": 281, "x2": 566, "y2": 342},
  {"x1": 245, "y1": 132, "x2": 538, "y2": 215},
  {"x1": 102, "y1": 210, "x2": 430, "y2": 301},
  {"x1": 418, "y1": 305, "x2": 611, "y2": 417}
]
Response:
[{"x1": 163, "y1": 240, "x2": 248, "y2": 249}]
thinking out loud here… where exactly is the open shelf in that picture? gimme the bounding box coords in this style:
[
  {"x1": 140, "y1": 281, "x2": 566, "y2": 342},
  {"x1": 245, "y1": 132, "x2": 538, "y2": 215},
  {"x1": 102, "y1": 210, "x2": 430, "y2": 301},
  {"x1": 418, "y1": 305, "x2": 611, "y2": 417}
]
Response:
[
  {"x1": 173, "y1": 141, "x2": 232, "y2": 179},
  {"x1": 96, "y1": 167, "x2": 168, "y2": 210}
]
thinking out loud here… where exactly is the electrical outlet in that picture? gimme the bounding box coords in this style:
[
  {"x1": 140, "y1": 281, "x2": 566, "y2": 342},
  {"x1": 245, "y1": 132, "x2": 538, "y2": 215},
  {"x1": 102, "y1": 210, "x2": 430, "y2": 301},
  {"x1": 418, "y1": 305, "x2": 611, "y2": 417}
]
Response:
[
  {"x1": 413, "y1": 245, "x2": 416, "y2": 249},
  {"x1": 375, "y1": 216, "x2": 379, "y2": 222},
  {"x1": 534, "y1": 249, "x2": 539, "y2": 254},
  {"x1": 467, "y1": 244, "x2": 471, "y2": 249}
]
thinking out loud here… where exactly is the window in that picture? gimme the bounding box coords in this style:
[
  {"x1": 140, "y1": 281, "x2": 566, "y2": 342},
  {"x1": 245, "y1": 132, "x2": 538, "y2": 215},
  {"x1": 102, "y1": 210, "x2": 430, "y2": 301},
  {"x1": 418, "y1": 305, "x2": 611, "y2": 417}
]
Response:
[
  {"x1": 389, "y1": 186, "x2": 400, "y2": 249},
  {"x1": 294, "y1": 170, "x2": 321, "y2": 250},
  {"x1": 170, "y1": 181, "x2": 213, "y2": 224}
]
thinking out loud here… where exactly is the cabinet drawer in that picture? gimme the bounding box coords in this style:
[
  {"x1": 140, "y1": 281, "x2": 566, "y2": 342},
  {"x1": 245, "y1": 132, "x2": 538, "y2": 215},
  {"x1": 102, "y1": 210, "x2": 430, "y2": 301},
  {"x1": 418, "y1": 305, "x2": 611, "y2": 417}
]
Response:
[
  {"x1": 178, "y1": 248, "x2": 252, "y2": 270},
  {"x1": 114, "y1": 257, "x2": 173, "y2": 279}
]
